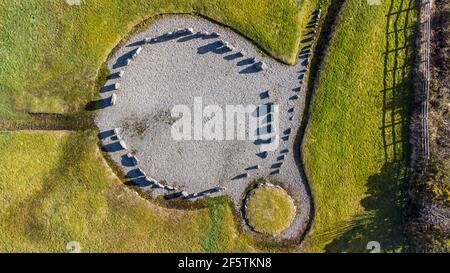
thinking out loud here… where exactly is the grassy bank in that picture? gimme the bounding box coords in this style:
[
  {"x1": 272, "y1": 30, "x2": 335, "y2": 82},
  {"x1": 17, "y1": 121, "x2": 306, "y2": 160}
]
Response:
[
  {"x1": 303, "y1": 0, "x2": 418, "y2": 252},
  {"x1": 0, "y1": 131, "x2": 255, "y2": 252},
  {"x1": 0, "y1": 0, "x2": 307, "y2": 117}
]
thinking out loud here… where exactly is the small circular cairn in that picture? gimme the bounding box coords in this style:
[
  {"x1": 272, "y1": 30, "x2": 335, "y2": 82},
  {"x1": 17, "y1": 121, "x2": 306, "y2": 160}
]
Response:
[{"x1": 245, "y1": 184, "x2": 296, "y2": 236}]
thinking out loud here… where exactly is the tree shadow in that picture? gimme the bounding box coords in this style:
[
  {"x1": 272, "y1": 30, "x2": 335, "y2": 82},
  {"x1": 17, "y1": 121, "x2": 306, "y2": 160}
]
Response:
[
  {"x1": 324, "y1": 162, "x2": 408, "y2": 252},
  {"x1": 323, "y1": 0, "x2": 417, "y2": 252}
]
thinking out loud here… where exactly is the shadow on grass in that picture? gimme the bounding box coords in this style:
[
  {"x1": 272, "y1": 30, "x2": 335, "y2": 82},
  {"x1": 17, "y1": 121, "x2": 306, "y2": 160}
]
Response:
[
  {"x1": 322, "y1": 0, "x2": 417, "y2": 252},
  {"x1": 324, "y1": 162, "x2": 408, "y2": 252},
  {"x1": 4, "y1": 131, "x2": 96, "y2": 244}
]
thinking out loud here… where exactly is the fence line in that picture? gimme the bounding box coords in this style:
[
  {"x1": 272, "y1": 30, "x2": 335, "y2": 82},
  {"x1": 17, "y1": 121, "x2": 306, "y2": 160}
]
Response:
[{"x1": 421, "y1": 0, "x2": 432, "y2": 160}]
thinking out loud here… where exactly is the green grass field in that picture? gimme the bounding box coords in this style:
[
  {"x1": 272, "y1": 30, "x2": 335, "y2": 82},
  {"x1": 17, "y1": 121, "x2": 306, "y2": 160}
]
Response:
[
  {"x1": 0, "y1": 131, "x2": 256, "y2": 252},
  {"x1": 0, "y1": 0, "x2": 311, "y2": 117},
  {"x1": 303, "y1": 0, "x2": 418, "y2": 252}
]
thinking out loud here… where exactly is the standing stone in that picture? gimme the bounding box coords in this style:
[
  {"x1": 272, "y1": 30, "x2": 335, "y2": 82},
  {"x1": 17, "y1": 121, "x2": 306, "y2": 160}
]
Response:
[
  {"x1": 137, "y1": 168, "x2": 146, "y2": 177},
  {"x1": 111, "y1": 94, "x2": 117, "y2": 106},
  {"x1": 144, "y1": 177, "x2": 153, "y2": 184},
  {"x1": 119, "y1": 140, "x2": 127, "y2": 150},
  {"x1": 224, "y1": 41, "x2": 234, "y2": 51},
  {"x1": 257, "y1": 62, "x2": 268, "y2": 71},
  {"x1": 136, "y1": 47, "x2": 142, "y2": 55},
  {"x1": 127, "y1": 153, "x2": 139, "y2": 166}
]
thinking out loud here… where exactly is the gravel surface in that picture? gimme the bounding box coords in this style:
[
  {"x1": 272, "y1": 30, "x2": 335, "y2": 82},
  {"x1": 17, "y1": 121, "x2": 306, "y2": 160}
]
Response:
[{"x1": 95, "y1": 15, "x2": 313, "y2": 240}]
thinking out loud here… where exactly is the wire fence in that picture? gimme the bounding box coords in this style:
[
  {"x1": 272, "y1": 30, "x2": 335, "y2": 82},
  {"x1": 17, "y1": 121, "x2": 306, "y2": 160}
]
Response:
[{"x1": 421, "y1": 0, "x2": 432, "y2": 160}]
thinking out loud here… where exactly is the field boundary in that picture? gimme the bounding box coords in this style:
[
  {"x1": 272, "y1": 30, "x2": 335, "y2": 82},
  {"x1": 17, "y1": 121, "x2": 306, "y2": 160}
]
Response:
[
  {"x1": 297, "y1": 0, "x2": 349, "y2": 250},
  {"x1": 420, "y1": 0, "x2": 432, "y2": 160}
]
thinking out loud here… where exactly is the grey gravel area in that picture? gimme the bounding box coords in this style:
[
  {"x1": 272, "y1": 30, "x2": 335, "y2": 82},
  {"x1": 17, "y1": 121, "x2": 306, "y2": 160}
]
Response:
[{"x1": 95, "y1": 15, "x2": 314, "y2": 240}]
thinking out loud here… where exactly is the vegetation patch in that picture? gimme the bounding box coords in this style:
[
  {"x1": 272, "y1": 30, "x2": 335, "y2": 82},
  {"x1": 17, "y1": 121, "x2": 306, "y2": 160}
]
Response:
[
  {"x1": 303, "y1": 0, "x2": 418, "y2": 252},
  {"x1": 245, "y1": 185, "x2": 296, "y2": 236},
  {"x1": 0, "y1": 0, "x2": 313, "y2": 117},
  {"x1": 0, "y1": 131, "x2": 255, "y2": 252},
  {"x1": 406, "y1": 0, "x2": 450, "y2": 252}
]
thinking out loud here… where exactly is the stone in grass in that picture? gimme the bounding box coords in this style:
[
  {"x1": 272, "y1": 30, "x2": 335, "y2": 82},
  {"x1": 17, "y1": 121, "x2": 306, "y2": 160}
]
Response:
[
  {"x1": 110, "y1": 94, "x2": 117, "y2": 106},
  {"x1": 119, "y1": 140, "x2": 127, "y2": 150}
]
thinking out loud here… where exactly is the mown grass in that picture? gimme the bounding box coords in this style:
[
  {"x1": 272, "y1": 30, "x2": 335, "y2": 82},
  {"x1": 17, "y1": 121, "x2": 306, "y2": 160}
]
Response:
[
  {"x1": 245, "y1": 186, "x2": 296, "y2": 236},
  {"x1": 303, "y1": 0, "x2": 418, "y2": 252},
  {"x1": 0, "y1": 0, "x2": 309, "y2": 117},
  {"x1": 0, "y1": 131, "x2": 255, "y2": 252}
]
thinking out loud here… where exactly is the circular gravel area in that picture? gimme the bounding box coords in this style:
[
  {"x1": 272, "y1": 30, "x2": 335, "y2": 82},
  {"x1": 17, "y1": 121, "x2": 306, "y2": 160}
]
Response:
[
  {"x1": 245, "y1": 184, "x2": 296, "y2": 236},
  {"x1": 95, "y1": 15, "x2": 313, "y2": 240}
]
